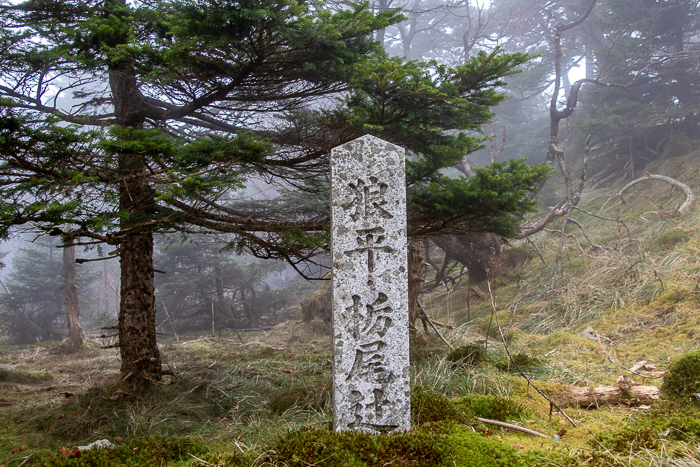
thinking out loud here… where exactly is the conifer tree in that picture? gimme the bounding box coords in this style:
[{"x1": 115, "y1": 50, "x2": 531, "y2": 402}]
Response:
[{"x1": 0, "y1": 0, "x2": 550, "y2": 389}]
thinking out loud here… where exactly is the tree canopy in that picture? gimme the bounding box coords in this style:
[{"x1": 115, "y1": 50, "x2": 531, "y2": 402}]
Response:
[{"x1": 0, "y1": 0, "x2": 550, "y2": 389}]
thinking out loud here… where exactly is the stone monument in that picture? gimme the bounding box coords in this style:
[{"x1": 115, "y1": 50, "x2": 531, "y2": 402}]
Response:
[{"x1": 330, "y1": 135, "x2": 410, "y2": 434}]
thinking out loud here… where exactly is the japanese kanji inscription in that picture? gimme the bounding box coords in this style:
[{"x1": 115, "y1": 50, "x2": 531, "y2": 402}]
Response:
[{"x1": 330, "y1": 135, "x2": 410, "y2": 434}]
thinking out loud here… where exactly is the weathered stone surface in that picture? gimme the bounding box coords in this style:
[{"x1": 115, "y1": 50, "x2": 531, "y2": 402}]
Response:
[{"x1": 330, "y1": 135, "x2": 410, "y2": 434}]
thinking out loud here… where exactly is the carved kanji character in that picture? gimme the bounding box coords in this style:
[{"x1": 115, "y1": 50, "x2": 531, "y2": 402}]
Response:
[
  {"x1": 341, "y1": 177, "x2": 393, "y2": 221},
  {"x1": 344, "y1": 227, "x2": 395, "y2": 272}
]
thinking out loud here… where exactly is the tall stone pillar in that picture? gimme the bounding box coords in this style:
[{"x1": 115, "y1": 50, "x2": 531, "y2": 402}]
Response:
[{"x1": 330, "y1": 135, "x2": 410, "y2": 434}]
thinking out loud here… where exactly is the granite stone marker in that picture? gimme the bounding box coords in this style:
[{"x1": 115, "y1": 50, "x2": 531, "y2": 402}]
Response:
[{"x1": 330, "y1": 135, "x2": 410, "y2": 434}]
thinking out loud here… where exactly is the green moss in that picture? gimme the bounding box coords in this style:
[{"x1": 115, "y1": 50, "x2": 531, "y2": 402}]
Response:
[
  {"x1": 30, "y1": 436, "x2": 213, "y2": 467},
  {"x1": 443, "y1": 426, "x2": 522, "y2": 467},
  {"x1": 594, "y1": 425, "x2": 659, "y2": 453},
  {"x1": 452, "y1": 395, "x2": 526, "y2": 422},
  {"x1": 542, "y1": 331, "x2": 575, "y2": 347},
  {"x1": 536, "y1": 381, "x2": 578, "y2": 408},
  {"x1": 274, "y1": 426, "x2": 446, "y2": 467},
  {"x1": 411, "y1": 391, "x2": 471, "y2": 425},
  {"x1": 661, "y1": 349, "x2": 700, "y2": 402},
  {"x1": 650, "y1": 229, "x2": 689, "y2": 253},
  {"x1": 592, "y1": 403, "x2": 700, "y2": 455},
  {"x1": 494, "y1": 353, "x2": 540, "y2": 373},
  {"x1": 446, "y1": 344, "x2": 488, "y2": 366}
]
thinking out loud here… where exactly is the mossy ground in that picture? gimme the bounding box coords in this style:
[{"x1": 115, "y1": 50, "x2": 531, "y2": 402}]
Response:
[{"x1": 3, "y1": 137, "x2": 700, "y2": 465}]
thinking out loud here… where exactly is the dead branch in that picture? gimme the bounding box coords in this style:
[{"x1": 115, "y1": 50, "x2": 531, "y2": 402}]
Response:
[
  {"x1": 519, "y1": 136, "x2": 590, "y2": 239},
  {"x1": 616, "y1": 173, "x2": 695, "y2": 214},
  {"x1": 626, "y1": 260, "x2": 665, "y2": 291},
  {"x1": 486, "y1": 281, "x2": 577, "y2": 427},
  {"x1": 477, "y1": 418, "x2": 547, "y2": 438},
  {"x1": 490, "y1": 125, "x2": 506, "y2": 163},
  {"x1": 567, "y1": 218, "x2": 604, "y2": 254},
  {"x1": 417, "y1": 298, "x2": 455, "y2": 350}
]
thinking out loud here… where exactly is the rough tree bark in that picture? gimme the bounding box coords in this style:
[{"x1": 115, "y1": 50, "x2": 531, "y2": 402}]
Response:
[
  {"x1": 63, "y1": 244, "x2": 83, "y2": 351},
  {"x1": 110, "y1": 60, "x2": 162, "y2": 388},
  {"x1": 407, "y1": 238, "x2": 425, "y2": 328},
  {"x1": 118, "y1": 232, "x2": 161, "y2": 387}
]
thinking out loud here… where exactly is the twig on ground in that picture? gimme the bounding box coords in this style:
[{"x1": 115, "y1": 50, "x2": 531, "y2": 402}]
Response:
[
  {"x1": 9, "y1": 454, "x2": 34, "y2": 466},
  {"x1": 626, "y1": 260, "x2": 665, "y2": 291},
  {"x1": 595, "y1": 335, "x2": 664, "y2": 380},
  {"x1": 188, "y1": 453, "x2": 222, "y2": 467},
  {"x1": 477, "y1": 418, "x2": 547, "y2": 438}
]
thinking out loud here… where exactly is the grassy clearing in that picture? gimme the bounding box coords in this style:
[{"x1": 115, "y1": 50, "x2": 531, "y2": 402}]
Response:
[{"x1": 2, "y1": 142, "x2": 700, "y2": 465}]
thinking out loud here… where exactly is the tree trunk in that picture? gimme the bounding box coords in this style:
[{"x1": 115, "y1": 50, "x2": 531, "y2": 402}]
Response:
[
  {"x1": 407, "y1": 238, "x2": 424, "y2": 327},
  {"x1": 63, "y1": 244, "x2": 83, "y2": 351},
  {"x1": 118, "y1": 231, "x2": 161, "y2": 388},
  {"x1": 109, "y1": 53, "x2": 163, "y2": 389},
  {"x1": 116, "y1": 138, "x2": 161, "y2": 389}
]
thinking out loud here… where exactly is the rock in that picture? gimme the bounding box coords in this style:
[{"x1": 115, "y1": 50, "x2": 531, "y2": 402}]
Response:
[{"x1": 76, "y1": 439, "x2": 116, "y2": 452}]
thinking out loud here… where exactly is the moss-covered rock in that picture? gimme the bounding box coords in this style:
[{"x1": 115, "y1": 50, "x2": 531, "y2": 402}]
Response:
[
  {"x1": 661, "y1": 349, "x2": 700, "y2": 402},
  {"x1": 411, "y1": 391, "x2": 471, "y2": 425},
  {"x1": 453, "y1": 395, "x2": 526, "y2": 422},
  {"x1": 446, "y1": 343, "x2": 488, "y2": 366},
  {"x1": 274, "y1": 426, "x2": 446, "y2": 467},
  {"x1": 443, "y1": 425, "x2": 522, "y2": 467},
  {"x1": 31, "y1": 436, "x2": 217, "y2": 467}
]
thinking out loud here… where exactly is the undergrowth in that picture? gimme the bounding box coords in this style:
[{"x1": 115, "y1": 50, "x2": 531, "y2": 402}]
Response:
[{"x1": 3, "y1": 138, "x2": 700, "y2": 465}]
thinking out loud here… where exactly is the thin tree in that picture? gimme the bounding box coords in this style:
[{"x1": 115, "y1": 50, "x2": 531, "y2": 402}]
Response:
[{"x1": 62, "y1": 243, "x2": 83, "y2": 351}]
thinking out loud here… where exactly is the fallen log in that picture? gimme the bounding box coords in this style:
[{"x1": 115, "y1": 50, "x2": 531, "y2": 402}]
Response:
[{"x1": 572, "y1": 376, "x2": 659, "y2": 408}]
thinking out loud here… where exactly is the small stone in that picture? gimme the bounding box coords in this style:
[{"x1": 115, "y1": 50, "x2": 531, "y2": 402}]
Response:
[
  {"x1": 113, "y1": 437, "x2": 124, "y2": 443},
  {"x1": 10, "y1": 448, "x2": 18, "y2": 453},
  {"x1": 19, "y1": 445, "x2": 27, "y2": 451},
  {"x1": 557, "y1": 428, "x2": 568, "y2": 437},
  {"x1": 512, "y1": 444, "x2": 525, "y2": 449},
  {"x1": 77, "y1": 439, "x2": 117, "y2": 452}
]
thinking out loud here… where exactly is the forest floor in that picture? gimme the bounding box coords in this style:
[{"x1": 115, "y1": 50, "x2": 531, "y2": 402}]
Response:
[{"x1": 2, "y1": 137, "x2": 700, "y2": 466}]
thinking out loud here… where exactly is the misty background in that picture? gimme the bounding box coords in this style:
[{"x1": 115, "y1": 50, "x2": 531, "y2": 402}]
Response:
[{"x1": 1, "y1": 0, "x2": 698, "y2": 343}]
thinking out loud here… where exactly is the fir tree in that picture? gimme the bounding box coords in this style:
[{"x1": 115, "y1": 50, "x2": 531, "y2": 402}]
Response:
[{"x1": 0, "y1": 0, "x2": 549, "y2": 389}]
